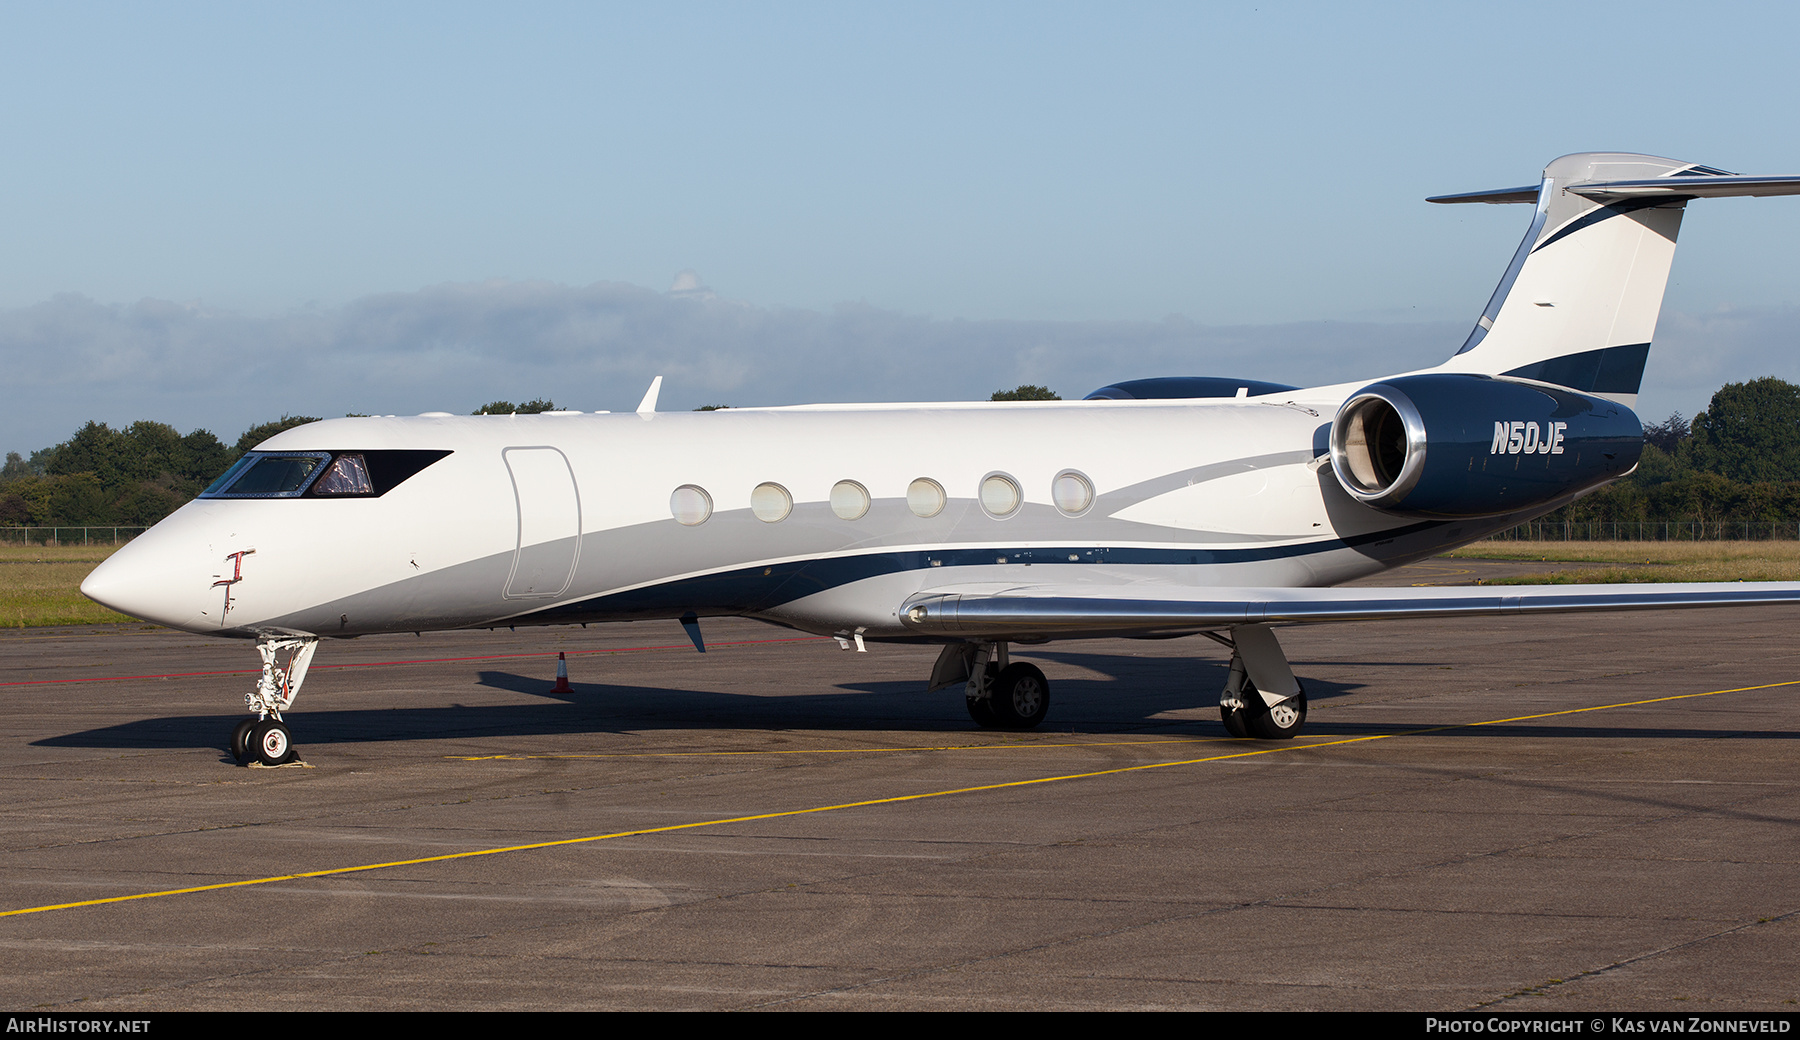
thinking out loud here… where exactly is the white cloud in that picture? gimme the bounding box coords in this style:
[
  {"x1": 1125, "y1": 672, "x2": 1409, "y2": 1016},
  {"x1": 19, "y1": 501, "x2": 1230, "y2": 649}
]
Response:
[{"x1": 2, "y1": 280, "x2": 1789, "y2": 453}]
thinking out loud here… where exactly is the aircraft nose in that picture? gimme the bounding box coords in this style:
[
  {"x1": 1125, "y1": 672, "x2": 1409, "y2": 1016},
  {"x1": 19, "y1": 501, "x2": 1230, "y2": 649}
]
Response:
[
  {"x1": 81, "y1": 543, "x2": 192, "y2": 630},
  {"x1": 81, "y1": 510, "x2": 216, "y2": 631}
]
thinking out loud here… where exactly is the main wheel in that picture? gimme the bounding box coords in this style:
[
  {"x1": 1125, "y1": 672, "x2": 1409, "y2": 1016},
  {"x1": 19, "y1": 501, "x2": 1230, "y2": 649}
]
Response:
[
  {"x1": 988, "y1": 663, "x2": 1050, "y2": 730},
  {"x1": 966, "y1": 691, "x2": 999, "y2": 727},
  {"x1": 231, "y1": 718, "x2": 258, "y2": 763},
  {"x1": 1219, "y1": 703, "x2": 1249, "y2": 738},
  {"x1": 249, "y1": 720, "x2": 295, "y2": 766},
  {"x1": 1243, "y1": 684, "x2": 1306, "y2": 740}
]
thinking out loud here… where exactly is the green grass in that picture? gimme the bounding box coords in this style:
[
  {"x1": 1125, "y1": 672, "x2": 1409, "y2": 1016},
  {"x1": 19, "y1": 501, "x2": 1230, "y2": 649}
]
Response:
[
  {"x1": 0, "y1": 544, "x2": 137, "y2": 627},
  {"x1": 5, "y1": 538, "x2": 1798, "y2": 627},
  {"x1": 1446, "y1": 539, "x2": 1800, "y2": 583}
]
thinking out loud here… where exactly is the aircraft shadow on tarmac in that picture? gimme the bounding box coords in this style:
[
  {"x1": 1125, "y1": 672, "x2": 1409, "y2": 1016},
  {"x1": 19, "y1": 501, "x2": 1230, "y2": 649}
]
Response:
[{"x1": 32, "y1": 648, "x2": 1799, "y2": 752}]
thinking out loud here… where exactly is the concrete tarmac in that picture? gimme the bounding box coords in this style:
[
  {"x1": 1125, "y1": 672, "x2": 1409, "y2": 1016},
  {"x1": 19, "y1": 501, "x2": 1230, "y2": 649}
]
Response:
[{"x1": 1, "y1": 559, "x2": 1796, "y2": 1011}]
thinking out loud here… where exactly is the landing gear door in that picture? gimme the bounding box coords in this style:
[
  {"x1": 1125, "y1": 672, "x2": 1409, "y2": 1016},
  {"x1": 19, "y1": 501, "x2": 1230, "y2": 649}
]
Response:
[{"x1": 502, "y1": 447, "x2": 581, "y2": 599}]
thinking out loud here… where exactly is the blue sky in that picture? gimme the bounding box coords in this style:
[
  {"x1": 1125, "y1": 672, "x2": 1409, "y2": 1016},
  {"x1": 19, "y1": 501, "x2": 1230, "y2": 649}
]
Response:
[{"x1": 4, "y1": 2, "x2": 1799, "y2": 453}]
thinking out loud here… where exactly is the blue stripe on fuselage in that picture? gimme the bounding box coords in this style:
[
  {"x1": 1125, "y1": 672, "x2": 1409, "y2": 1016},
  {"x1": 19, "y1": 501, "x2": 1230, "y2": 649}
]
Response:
[{"x1": 504, "y1": 520, "x2": 1447, "y2": 624}]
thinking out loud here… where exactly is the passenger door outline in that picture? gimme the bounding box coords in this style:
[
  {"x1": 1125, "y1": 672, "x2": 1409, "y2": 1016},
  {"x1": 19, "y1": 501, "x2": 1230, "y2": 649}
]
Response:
[{"x1": 502, "y1": 446, "x2": 581, "y2": 599}]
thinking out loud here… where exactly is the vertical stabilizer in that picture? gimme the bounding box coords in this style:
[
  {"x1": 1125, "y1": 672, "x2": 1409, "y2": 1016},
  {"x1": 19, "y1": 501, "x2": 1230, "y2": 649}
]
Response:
[{"x1": 1431, "y1": 152, "x2": 1702, "y2": 408}]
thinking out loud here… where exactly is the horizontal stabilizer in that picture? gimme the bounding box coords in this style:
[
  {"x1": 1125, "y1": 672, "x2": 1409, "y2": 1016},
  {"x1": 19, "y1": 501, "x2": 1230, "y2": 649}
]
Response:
[
  {"x1": 1427, "y1": 185, "x2": 1541, "y2": 205},
  {"x1": 1429, "y1": 173, "x2": 1800, "y2": 206},
  {"x1": 900, "y1": 582, "x2": 1800, "y2": 638},
  {"x1": 1567, "y1": 174, "x2": 1800, "y2": 200}
]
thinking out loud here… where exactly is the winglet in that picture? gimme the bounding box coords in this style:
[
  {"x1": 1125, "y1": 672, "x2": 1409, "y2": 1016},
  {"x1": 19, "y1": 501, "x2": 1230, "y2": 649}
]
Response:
[{"x1": 636, "y1": 375, "x2": 663, "y2": 415}]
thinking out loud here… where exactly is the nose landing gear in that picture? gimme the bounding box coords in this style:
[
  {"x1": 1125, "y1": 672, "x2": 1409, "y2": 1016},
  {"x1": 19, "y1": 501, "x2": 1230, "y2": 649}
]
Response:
[{"x1": 230, "y1": 636, "x2": 315, "y2": 766}]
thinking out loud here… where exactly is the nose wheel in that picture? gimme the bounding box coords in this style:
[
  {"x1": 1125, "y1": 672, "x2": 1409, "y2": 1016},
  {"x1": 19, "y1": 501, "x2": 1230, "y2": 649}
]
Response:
[
  {"x1": 249, "y1": 720, "x2": 296, "y2": 765},
  {"x1": 231, "y1": 717, "x2": 298, "y2": 765},
  {"x1": 231, "y1": 718, "x2": 257, "y2": 762},
  {"x1": 231, "y1": 636, "x2": 316, "y2": 766}
]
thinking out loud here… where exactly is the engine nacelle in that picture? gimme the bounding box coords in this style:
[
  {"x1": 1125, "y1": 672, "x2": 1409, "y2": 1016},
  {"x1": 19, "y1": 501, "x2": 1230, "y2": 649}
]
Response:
[{"x1": 1328, "y1": 374, "x2": 1642, "y2": 518}]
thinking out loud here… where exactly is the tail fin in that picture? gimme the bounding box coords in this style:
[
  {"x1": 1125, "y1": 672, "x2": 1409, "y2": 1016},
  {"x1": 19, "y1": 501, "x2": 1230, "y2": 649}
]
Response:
[{"x1": 1430, "y1": 152, "x2": 1800, "y2": 408}]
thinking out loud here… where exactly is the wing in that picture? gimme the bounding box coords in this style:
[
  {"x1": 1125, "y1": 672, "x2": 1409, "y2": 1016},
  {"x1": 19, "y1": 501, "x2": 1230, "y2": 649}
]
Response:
[{"x1": 899, "y1": 581, "x2": 1800, "y2": 639}]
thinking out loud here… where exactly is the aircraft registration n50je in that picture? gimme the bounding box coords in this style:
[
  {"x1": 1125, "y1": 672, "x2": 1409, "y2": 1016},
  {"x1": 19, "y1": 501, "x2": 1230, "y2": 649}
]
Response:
[{"x1": 80, "y1": 152, "x2": 1800, "y2": 766}]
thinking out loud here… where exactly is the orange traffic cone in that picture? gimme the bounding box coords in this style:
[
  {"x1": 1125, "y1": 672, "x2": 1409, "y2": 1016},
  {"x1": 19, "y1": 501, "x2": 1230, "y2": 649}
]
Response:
[{"x1": 551, "y1": 651, "x2": 573, "y2": 694}]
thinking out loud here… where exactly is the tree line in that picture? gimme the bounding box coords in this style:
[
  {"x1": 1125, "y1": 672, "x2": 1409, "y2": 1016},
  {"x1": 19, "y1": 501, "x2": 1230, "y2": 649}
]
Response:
[
  {"x1": 1545, "y1": 377, "x2": 1800, "y2": 525},
  {"x1": 8, "y1": 379, "x2": 1800, "y2": 527},
  {"x1": 0, "y1": 416, "x2": 321, "y2": 526}
]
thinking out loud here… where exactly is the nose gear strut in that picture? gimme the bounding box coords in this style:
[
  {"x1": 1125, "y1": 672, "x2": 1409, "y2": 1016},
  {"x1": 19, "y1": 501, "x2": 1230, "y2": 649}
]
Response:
[{"x1": 231, "y1": 636, "x2": 317, "y2": 765}]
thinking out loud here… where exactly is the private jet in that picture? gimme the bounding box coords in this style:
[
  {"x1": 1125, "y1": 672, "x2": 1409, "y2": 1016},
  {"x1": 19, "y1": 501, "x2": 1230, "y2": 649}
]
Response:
[{"x1": 81, "y1": 152, "x2": 1800, "y2": 765}]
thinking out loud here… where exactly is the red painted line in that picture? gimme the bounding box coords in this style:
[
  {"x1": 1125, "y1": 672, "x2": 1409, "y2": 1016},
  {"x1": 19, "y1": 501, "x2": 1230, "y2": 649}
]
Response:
[{"x1": 0, "y1": 635, "x2": 828, "y2": 688}]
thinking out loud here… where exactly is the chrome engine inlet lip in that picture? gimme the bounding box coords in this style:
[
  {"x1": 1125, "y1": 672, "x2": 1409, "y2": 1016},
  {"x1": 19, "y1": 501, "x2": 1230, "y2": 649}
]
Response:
[{"x1": 1329, "y1": 384, "x2": 1427, "y2": 508}]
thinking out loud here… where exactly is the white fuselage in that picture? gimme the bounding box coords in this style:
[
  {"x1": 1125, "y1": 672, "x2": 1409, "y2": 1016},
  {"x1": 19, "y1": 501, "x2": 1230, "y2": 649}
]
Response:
[{"x1": 81, "y1": 387, "x2": 1544, "y2": 643}]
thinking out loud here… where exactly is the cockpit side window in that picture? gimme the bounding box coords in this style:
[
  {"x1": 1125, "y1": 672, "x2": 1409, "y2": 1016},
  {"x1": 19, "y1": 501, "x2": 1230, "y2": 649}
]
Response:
[
  {"x1": 345, "y1": 450, "x2": 453, "y2": 496},
  {"x1": 311, "y1": 454, "x2": 374, "y2": 495}
]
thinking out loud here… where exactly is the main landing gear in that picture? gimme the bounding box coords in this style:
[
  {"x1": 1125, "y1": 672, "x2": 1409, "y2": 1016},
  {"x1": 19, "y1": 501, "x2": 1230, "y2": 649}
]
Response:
[
  {"x1": 230, "y1": 636, "x2": 316, "y2": 766},
  {"x1": 926, "y1": 625, "x2": 1309, "y2": 738},
  {"x1": 929, "y1": 642, "x2": 1050, "y2": 730},
  {"x1": 1209, "y1": 623, "x2": 1307, "y2": 740}
]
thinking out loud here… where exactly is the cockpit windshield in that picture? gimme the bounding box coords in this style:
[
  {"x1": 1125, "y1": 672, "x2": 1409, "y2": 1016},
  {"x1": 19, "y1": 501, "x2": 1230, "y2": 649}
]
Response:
[
  {"x1": 203, "y1": 453, "x2": 330, "y2": 498},
  {"x1": 199, "y1": 450, "x2": 451, "y2": 500}
]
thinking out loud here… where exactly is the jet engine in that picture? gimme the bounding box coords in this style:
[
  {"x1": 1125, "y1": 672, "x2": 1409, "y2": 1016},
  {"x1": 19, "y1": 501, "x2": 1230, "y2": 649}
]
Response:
[{"x1": 1328, "y1": 373, "x2": 1642, "y2": 518}]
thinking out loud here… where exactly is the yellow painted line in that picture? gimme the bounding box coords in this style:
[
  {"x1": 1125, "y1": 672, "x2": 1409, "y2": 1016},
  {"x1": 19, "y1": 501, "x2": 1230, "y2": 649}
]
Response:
[
  {"x1": 2, "y1": 737, "x2": 1380, "y2": 920},
  {"x1": 1449, "y1": 679, "x2": 1800, "y2": 728},
  {"x1": 5, "y1": 678, "x2": 1794, "y2": 920}
]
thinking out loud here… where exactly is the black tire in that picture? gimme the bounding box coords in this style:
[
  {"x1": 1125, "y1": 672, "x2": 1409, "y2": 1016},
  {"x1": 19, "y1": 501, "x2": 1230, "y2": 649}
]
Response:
[
  {"x1": 249, "y1": 720, "x2": 295, "y2": 766},
  {"x1": 1242, "y1": 682, "x2": 1306, "y2": 740},
  {"x1": 231, "y1": 718, "x2": 258, "y2": 763},
  {"x1": 966, "y1": 692, "x2": 1000, "y2": 728},
  {"x1": 1219, "y1": 703, "x2": 1249, "y2": 738},
  {"x1": 988, "y1": 663, "x2": 1050, "y2": 730}
]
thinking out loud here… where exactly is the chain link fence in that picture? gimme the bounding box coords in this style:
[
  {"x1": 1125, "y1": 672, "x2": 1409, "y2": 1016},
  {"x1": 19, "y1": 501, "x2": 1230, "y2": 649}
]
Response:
[
  {"x1": 0, "y1": 527, "x2": 148, "y2": 546},
  {"x1": 1490, "y1": 521, "x2": 1800, "y2": 541}
]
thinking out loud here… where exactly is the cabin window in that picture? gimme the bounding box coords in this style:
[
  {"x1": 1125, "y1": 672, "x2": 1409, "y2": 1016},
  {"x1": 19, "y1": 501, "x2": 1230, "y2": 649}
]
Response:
[
  {"x1": 670, "y1": 484, "x2": 713, "y2": 525},
  {"x1": 1052, "y1": 470, "x2": 1095, "y2": 516},
  {"x1": 979, "y1": 473, "x2": 1021, "y2": 518},
  {"x1": 830, "y1": 480, "x2": 870, "y2": 520},
  {"x1": 906, "y1": 478, "x2": 945, "y2": 518},
  {"x1": 750, "y1": 482, "x2": 792, "y2": 523}
]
